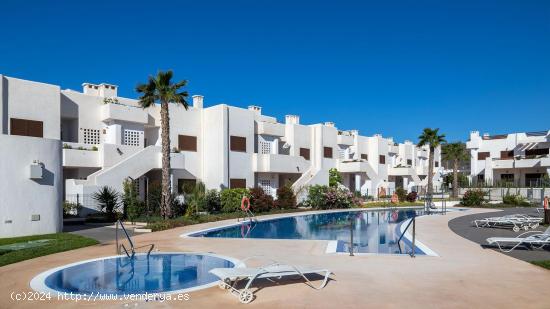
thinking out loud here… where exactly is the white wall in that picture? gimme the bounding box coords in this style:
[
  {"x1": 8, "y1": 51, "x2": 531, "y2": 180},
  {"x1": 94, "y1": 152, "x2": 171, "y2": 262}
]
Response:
[{"x1": 0, "y1": 135, "x2": 62, "y2": 237}]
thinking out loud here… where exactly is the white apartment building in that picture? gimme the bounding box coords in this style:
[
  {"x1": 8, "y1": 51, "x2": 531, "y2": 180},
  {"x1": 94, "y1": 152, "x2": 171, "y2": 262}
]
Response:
[
  {"x1": 467, "y1": 130, "x2": 550, "y2": 186},
  {"x1": 0, "y1": 75, "x2": 441, "y2": 237}
]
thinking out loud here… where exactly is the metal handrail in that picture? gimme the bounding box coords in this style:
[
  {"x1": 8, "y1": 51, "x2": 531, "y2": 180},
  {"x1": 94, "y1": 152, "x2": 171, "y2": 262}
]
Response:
[
  {"x1": 397, "y1": 215, "x2": 416, "y2": 258},
  {"x1": 115, "y1": 220, "x2": 155, "y2": 258}
]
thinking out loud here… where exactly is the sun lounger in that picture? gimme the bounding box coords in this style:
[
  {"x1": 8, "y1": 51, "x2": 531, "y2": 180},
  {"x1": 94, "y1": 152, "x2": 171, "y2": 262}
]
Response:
[
  {"x1": 474, "y1": 214, "x2": 541, "y2": 232},
  {"x1": 486, "y1": 227, "x2": 550, "y2": 253},
  {"x1": 209, "y1": 256, "x2": 332, "y2": 304}
]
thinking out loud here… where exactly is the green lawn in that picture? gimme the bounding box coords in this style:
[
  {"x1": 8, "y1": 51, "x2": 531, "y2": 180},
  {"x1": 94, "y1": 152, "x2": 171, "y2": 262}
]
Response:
[
  {"x1": 0, "y1": 233, "x2": 98, "y2": 267},
  {"x1": 531, "y1": 260, "x2": 550, "y2": 270}
]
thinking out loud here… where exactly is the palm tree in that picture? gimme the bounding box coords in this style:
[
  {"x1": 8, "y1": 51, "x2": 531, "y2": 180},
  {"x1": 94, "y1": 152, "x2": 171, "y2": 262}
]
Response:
[
  {"x1": 92, "y1": 186, "x2": 120, "y2": 221},
  {"x1": 442, "y1": 142, "x2": 468, "y2": 198},
  {"x1": 136, "y1": 70, "x2": 189, "y2": 219},
  {"x1": 418, "y1": 128, "x2": 446, "y2": 197}
]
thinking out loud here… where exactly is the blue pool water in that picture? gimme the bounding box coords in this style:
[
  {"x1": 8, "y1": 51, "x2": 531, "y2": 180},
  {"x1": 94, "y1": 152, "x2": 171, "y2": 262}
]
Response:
[
  {"x1": 38, "y1": 253, "x2": 235, "y2": 295},
  {"x1": 191, "y1": 209, "x2": 425, "y2": 255}
]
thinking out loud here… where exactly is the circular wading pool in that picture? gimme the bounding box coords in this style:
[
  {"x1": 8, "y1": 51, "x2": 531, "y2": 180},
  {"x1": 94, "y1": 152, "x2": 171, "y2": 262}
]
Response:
[{"x1": 31, "y1": 252, "x2": 238, "y2": 295}]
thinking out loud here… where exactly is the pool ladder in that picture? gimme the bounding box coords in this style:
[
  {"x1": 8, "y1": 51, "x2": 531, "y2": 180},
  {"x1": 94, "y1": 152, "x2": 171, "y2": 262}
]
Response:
[
  {"x1": 396, "y1": 215, "x2": 416, "y2": 258},
  {"x1": 115, "y1": 220, "x2": 155, "y2": 258}
]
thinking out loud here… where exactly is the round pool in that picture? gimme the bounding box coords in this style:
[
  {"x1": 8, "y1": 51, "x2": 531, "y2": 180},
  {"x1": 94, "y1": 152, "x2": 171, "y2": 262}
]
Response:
[{"x1": 31, "y1": 252, "x2": 239, "y2": 295}]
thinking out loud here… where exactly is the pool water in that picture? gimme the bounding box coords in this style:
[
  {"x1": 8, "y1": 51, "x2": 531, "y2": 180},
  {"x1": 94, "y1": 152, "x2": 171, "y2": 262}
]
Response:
[
  {"x1": 191, "y1": 209, "x2": 425, "y2": 255},
  {"x1": 34, "y1": 253, "x2": 235, "y2": 295}
]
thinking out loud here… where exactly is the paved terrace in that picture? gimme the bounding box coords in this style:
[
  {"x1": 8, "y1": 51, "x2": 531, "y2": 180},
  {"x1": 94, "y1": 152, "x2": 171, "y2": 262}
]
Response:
[{"x1": 1, "y1": 208, "x2": 550, "y2": 308}]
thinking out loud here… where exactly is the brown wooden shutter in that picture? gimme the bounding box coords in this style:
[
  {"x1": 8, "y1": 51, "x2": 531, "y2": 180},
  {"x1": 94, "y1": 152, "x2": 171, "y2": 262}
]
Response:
[
  {"x1": 323, "y1": 147, "x2": 333, "y2": 158},
  {"x1": 379, "y1": 155, "x2": 386, "y2": 164},
  {"x1": 10, "y1": 118, "x2": 27, "y2": 136},
  {"x1": 230, "y1": 136, "x2": 247, "y2": 152},
  {"x1": 300, "y1": 148, "x2": 310, "y2": 160},
  {"x1": 178, "y1": 135, "x2": 197, "y2": 151},
  {"x1": 500, "y1": 151, "x2": 513, "y2": 159},
  {"x1": 10, "y1": 118, "x2": 43, "y2": 137},
  {"x1": 230, "y1": 178, "x2": 246, "y2": 189},
  {"x1": 477, "y1": 152, "x2": 490, "y2": 160},
  {"x1": 27, "y1": 120, "x2": 43, "y2": 137},
  {"x1": 361, "y1": 154, "x2": 368, "y2": 160}
]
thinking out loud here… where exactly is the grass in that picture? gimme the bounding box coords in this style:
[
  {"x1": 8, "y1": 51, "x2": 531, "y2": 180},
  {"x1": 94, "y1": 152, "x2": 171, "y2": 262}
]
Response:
[
  {"x1": 531, "y1": 260, "x2": 550, "y2": 270},
  {"x1": 0, "y1": 233, "x2": 98, "y2": 267}
]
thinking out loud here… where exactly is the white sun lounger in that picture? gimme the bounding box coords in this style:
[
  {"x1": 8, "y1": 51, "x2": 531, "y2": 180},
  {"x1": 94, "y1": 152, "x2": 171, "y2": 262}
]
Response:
[
  {"x1": 486, "y1": 226, "x2": 550, "y2": 253},
  {"x1": 474, "y1": 214, "x2": 541, "y2": 232},
  {"x1": 209, "y1": 256, "x2": 333, "y2": 304}
]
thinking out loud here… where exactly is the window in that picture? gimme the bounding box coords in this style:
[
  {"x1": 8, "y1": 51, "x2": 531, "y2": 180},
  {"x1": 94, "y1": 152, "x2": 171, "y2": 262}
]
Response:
[
  {"x1": 124, "y1": 129, "x2": 141, "y2": 146},
  {"x1": 407, "y1": 159, "x2": 412, "y2": 165},
  {"x1": 82, "y1": 128, "x2": 100, "y2": 144},
  {"x1": 379, "y1": 155, "x2": 386, "y2": 164},
  {"x1": 300, "y1": 148, "x2": 310, "y2": 160},
  {"x1": 477, "y1": 152, "x2": 490, "y2": 160},
  {"x1": 500, "y1": 174, "x2": 514, "y2": 183},
  {"x1": 259, "y1": 140, "x2": 272, "y2": 154},
  {"x1": 500, "y1": 150, "x2": 514, "y2": 160},
  {"x1": 435, "y1": 161, "x2": 439, "y2": 167},
  {"x1": 178, "y1": 179, "x2": 196, "y2": 194},
  {"x1": 525, "y1": 148, "x2": 549, "y2": 157},
  {"x1": 178, "y1": 135, "x2": 197, "y2": 152},
  {"x1": 10, "y1": 118, "x2": 43, "y2": 138},
  {"x1": 258, "y1": 179, "x2": 273, "y2": 196},
  {"x1": 361, "y1": 154, "x2": 368, "y2": 161},
  {"x1": 230, "y1": 136, "x2": 247, "y2": 152},
  {"x1": 477, "y1": 174, "x2": 485, "y2": 182},
  {"x1": 230, "y1": 178, "x2": 246, "y2": 189},
  {"x1": 525, "y1": 173, "x2": 544, "y2": 187},
  {"x1": 323, "y1": 147, "x2": 333, "y2": 158}
]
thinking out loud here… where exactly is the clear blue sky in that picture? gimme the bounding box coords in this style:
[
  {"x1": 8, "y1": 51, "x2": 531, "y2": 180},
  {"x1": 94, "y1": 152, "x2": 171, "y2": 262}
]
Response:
[{"x1": 1, "y1": 0, "x2": 549, "y2": 142}]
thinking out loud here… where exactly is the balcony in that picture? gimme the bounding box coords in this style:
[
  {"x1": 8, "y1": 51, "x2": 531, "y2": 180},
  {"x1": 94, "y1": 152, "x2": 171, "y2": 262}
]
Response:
[
  {"x1": 337, "y1": 134, "x2": 354, "y2": 146},
  {"x1": 169, "y1": 152, "x2": 186, "y2": 170},
  {"x1": 337, "y1": 160, "x2": 371, "y2": 173},
  {"x1": 256, "y1": 121, "x2": 285, "y2": 137},
  {"x1": 492, "y1": 155, "x2": 550, "y2": 169},
  {"x1": 389, "y1": 166, "x2": 415, "y2": 176},
  {"x1": 100, "y1": 103, "x2": 148, "y2": 124},
  {"x1": 63, "y1": 146, "x2": 100, "y2": 168},
  {"x1": 253, "y1": 153, "x2": 310, "y2": 173}
]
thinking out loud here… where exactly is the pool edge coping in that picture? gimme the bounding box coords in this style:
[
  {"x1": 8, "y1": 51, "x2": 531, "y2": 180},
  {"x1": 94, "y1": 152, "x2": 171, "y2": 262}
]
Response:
[{"x1": 29, "y1": 252, "x2": 244, "y2": 296}]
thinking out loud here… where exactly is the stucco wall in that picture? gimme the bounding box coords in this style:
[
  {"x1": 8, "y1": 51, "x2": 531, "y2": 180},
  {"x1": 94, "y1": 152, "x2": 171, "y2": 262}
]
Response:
[{"x1": 0, "y1": 135, "x2": 62, "y2": 237}]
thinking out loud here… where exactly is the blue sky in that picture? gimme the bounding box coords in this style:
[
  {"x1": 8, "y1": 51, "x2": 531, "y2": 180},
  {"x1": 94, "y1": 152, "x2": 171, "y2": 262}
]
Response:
[{"x1": 1, "y1": 0, "x2": 549, "y2": 142}]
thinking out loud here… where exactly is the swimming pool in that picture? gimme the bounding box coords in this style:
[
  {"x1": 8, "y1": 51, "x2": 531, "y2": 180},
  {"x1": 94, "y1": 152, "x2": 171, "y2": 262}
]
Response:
[
  {"x1": 188, "y1": 209, "x2": 434, "y2": 255},
  {"x1": 31, "y1": 253, "x2": 238, "y2": 296}
]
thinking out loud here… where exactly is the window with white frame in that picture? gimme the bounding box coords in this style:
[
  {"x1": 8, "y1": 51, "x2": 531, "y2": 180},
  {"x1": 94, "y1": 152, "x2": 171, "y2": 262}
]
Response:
[
  {"x1": 124, "y1": 129, "x2": 141, "y2": 146},
  {"x1": 82, "y1": 128, "x2": 100, "y2": 144},
  {"x1": 259, "y1": 179, "x2": 273, "y2": 196}
]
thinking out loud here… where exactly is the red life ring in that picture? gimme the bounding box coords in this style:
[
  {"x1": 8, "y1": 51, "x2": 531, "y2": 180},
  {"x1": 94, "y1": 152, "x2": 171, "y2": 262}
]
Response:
[
  {"x1": 241, "y1": 196, "x2": 250, "y2": 211},
  {"x1": 544, "y1": 196, "x2": 548, "y2": 210}
]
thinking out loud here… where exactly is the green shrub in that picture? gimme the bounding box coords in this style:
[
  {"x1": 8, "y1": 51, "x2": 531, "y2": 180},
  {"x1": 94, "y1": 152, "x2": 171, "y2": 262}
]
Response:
[
  {"x1": 92, "y1": 186, "x2": 121, "y2": 221},
  {"x1": 329, "y1": 168, "x2": 343, "y2": 187},
  {"x1": 275, "y1": 184, "x2": 297, "y2": 209},
  {"x1": 406, "y1": 191, "x2": 418, "y2": 202},
  {"x1": 395, "y1": 188, "x2": 407, "y2": 202},
  {"x1": 122, "y1": 179, "x2": 144, "y2": 222},
  {"x1": 502, "y1": 193, "x2": 531, "y2": 206},
  {"x1": 249, "y1": 187, "x2": 274, "y2": 212},
  {"x1": 62, "y1": 143, "x2": 72, "y2": 149},
  {"x1": 185, "y1": 182, "x2": 206, "y2": 216},
  {"x1": 91, "y1": 146, "x2": 98, "y2": 151},
  {"x1": 62, "y1": 201, "x2": 82, "y2": 217},
  {"x1": 461, "y1": 189, "x2": 487, "y2": 206},
  {"x1": 304, "y1": 185, "x2": 355, "y2": 209},
  {"x1": 204, "y1": 189, "x2": 221, "y2": 213},
  {"x1": 220, "y1": 188, "x2": 250, "y2": 213}
]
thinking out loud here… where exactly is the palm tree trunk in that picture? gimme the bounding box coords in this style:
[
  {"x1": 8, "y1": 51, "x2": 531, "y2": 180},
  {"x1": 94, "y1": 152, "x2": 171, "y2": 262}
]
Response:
[
  {"x1": 427, "y1": 148, "x2": 434, "y2": 197},
  {"x1": 160, "y1": 101, "x2": 172, "y2": 219},
  {"x1": 452, "y1": 159, "x2": 459, "y2": 198}
]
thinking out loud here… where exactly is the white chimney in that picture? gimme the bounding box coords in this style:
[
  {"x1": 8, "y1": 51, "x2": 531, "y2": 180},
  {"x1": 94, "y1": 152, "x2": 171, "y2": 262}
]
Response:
[
  {"x1": 324, "y1": 122, "x2": 335, "y2": 127},
  {"x1": 98, "y1": 83, "x2": 117, "y2": 97},
  {"x1": 82, "y1": 83, "x2": 99, "y2": 96},
  {"x1": 248, "y1": 105, "x2": 262, "y2": 114},
  {"x1": 285, "y1": 115, "x2": 300, "y2": 125},
  {"x1": 192, "y1": 95, "x2": 204, "y2": 109},
  {"x1": 350, "y1": 130, "x2": 359, "y2": 136}
]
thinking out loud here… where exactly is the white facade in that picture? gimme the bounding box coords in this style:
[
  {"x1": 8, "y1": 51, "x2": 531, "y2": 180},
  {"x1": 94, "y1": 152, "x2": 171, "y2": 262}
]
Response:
[
  {"x1": 1, "y1": 75, "x2": 442, "y2": 236},
  {"x1": 467, "y1": 130, "x2": 550, "y2": 186}
]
